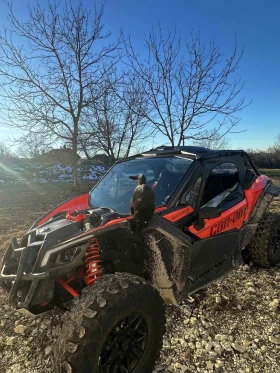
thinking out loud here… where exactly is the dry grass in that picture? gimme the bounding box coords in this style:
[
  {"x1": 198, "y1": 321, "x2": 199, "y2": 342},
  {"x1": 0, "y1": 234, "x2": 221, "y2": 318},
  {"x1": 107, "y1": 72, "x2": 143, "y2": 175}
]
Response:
[
  {"x1": 260, "y1": 169, "x2": 280, "y2": 185},
  {"x1": 0, "y1": 182, "x2": 81, "y2": 249}
]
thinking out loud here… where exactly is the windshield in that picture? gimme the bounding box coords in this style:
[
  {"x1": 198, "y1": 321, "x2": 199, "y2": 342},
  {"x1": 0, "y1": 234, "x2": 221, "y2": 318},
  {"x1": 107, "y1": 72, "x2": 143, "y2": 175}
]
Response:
[{"x1": 89, "y1": 156, "x2": 193, "y2": 215}]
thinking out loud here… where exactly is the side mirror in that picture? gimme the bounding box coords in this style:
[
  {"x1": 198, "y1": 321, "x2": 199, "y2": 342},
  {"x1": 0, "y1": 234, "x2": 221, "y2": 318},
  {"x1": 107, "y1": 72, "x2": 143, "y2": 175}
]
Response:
[
  {"x1": 194, "y1": 215, "x2": 205, "y2": 230},
  {"x1": 165, "y1": 195, "x2": 170, "y2": 203},
  {"x1": 194, "y1": 207, "x2": 223, "y2": 231},
  {"x1": 199, "y1": 207, "x2": 222, "y2": 219}
]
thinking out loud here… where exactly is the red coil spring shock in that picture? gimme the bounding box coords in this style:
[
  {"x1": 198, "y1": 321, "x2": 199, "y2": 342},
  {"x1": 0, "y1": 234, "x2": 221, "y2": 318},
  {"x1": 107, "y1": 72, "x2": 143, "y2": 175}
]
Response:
[{"x1": 84, "y1": 238, "x2": 103, "y2": 286}]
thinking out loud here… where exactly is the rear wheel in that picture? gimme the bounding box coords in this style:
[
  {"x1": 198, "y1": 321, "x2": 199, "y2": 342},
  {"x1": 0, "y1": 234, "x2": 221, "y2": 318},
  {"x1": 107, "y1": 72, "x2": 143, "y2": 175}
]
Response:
[
  {"x1": 58, "y1": 273, "x2": 165, "y2": 373},
  {"x1": 247, "y1": 212, "x2": 280, "y2": 267}
]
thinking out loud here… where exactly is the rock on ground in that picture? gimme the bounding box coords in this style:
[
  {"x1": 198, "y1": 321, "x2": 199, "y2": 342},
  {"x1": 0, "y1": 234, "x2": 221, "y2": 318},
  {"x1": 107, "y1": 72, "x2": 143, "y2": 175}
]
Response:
[{"x1": 1, "y1": 264, "x2": 280, "y2": 373}]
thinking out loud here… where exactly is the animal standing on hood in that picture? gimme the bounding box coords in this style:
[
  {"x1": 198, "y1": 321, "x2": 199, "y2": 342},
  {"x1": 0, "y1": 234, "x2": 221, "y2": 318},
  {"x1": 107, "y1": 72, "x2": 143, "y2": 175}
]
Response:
[{"x1": 129, "y1": 174, "x2": 155, "y2": 233}]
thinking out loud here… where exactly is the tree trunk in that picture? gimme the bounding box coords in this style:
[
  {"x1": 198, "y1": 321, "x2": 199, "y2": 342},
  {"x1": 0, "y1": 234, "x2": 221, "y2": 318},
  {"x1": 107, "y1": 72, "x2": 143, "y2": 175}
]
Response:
[{"x1": 72, "y1": 134, "x2": 80, "y2": 191}]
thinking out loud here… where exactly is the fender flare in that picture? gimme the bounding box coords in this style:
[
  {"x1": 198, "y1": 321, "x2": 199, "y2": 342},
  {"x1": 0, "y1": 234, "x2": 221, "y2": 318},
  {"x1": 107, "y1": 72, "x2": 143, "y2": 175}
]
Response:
[
  {"x1": 238, "y1": 182, "x2": 280, "y2": 249},
  {"x1": 142, "y1": 216, "x2": 193, "y2": 305}
]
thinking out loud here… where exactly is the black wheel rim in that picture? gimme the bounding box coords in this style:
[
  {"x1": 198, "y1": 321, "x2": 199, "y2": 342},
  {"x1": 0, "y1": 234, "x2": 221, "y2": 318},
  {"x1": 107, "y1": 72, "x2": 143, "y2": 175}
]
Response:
[
  {"x1": 99, "y1": 313, "x2": 149, "y2": 373},
  {"x1": 271, "y1": 226, "x2": 280, "y2": 259}
]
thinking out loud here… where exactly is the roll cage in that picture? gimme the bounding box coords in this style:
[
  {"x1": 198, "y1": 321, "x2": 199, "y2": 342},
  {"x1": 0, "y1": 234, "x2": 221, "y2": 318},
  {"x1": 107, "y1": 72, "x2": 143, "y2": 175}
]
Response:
[{"x1": 136, "y1": 146, "x2": 260, "y2": 218}]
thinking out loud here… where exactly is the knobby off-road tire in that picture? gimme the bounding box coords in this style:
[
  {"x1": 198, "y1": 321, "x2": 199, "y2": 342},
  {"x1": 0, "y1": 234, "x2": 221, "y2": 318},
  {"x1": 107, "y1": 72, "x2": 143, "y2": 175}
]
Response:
[
  {"x1": 58, "y1": 273, "x2": 165, "y2": 373},
  {"x1": 247, "y1": 212, "x2": 280, "y2": 267}
]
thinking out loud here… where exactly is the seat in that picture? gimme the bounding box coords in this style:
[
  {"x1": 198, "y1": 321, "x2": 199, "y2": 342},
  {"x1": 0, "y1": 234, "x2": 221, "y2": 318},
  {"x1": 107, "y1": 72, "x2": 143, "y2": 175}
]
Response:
[
  {"x1": 200, "y1": 183, "x2": 244, "y2": 218},
  {"x1": 201, "y1": 171, "x2": 240, "y2": 205}
]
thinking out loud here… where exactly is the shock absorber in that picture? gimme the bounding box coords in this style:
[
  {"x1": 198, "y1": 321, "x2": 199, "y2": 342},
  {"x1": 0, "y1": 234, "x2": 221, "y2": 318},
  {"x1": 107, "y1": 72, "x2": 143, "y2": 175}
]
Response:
[{"x1": 84, "y1": 238, "x2": 103, "y2": 286}]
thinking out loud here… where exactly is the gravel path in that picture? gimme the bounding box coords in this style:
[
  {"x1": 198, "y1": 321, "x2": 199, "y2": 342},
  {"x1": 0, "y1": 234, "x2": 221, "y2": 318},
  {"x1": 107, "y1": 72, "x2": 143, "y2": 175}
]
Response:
[{"x1": 1, "y1": 264, "x2": 280, "y2": 373}]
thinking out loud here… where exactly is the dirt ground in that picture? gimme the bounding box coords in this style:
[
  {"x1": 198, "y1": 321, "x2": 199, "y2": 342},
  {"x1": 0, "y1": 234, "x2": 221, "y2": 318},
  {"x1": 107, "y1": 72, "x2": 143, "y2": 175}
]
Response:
[
  {"x1": 0, "y1": 171, "x2": 280, "y2": 373},
  {"x1": 0, "y1": 182, "x2": 79, "y2": 249}
]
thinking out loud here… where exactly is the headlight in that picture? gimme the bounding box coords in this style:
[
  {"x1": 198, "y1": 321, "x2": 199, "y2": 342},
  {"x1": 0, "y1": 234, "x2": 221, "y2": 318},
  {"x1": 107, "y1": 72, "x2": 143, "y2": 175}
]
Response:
[{"x1": 58, "y1": 247, "x2": 81, "y2": 263}]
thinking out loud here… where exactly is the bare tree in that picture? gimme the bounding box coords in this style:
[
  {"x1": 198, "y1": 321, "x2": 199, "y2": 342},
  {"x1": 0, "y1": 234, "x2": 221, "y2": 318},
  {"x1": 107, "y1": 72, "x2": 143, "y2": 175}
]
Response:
[
  {"x1": 0, "y1": 141, "x2": 13, "y2": 157},
  {"x1": 80, "y1": 71, "x2": 153, "y2": 162},
  {"x1": 0, "y1": 1, "x2": 122, "y2": 189},
  {"x1": 192, "y1": 129, "x2": 231, "y2": 149},
  {"x1": 16, "y1": 132, "x2": 54, "y2": 158},
  {"x1": 247, "y1": 146, "x2": 280, "y2": 169},
  {"x1": 125, "y1": 26, "x2": 248, "y2": 146}
]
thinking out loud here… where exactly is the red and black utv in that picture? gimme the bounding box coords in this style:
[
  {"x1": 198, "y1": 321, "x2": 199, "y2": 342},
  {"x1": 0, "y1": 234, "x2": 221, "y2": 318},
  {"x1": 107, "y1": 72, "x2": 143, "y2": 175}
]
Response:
[{"x1": 1, "y1": 146, "x2": 280, "y2": 373}]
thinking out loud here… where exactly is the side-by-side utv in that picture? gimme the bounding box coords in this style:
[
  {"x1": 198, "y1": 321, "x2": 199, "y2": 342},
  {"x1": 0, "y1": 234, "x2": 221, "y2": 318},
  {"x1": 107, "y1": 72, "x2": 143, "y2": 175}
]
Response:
[{"x1": 1, "y1": 146, "x2": 280, "y2": 373}]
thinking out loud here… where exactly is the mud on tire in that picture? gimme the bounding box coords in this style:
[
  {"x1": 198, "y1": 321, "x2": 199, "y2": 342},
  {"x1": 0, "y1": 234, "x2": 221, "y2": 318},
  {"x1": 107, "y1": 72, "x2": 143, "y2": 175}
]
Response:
[
  {"x1": 247, "y1": 212, "x2": 280, "y2": 267},
  {"x1": 55, "y1": 273, "x2": 166, "y2": 373}
]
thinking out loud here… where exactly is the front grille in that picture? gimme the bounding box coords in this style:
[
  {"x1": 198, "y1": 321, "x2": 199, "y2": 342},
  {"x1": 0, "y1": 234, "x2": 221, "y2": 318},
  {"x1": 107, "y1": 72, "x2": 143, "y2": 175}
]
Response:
[{"x1": 25, "y1": 246, "x2": 40, "y2": 274}]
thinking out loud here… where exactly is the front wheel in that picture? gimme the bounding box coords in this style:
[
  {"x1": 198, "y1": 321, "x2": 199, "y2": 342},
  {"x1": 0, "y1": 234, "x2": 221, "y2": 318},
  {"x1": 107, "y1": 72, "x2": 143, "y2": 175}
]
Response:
[
  {"x1": 58, "y1": 273, "x2": 166, "y2": 373},
  {"x1": 247, "y1": 212, "x2": 280, "y2": 267}
]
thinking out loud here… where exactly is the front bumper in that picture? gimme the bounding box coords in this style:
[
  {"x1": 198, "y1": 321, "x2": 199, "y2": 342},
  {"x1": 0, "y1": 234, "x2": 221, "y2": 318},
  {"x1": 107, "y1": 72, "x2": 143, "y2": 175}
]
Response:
[{"x1": 0, "y1": 217, "x2": 92, "y2": 310}]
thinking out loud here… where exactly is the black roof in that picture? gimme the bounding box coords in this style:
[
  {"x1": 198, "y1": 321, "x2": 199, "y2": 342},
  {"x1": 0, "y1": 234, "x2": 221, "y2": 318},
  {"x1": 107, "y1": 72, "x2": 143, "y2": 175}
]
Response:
[
  {"x1": 138, "y1": 145, "x2": 246, "y2": 160},
  {"x1": 116, "y1": 145, "x2": 259, "y2": 175}
]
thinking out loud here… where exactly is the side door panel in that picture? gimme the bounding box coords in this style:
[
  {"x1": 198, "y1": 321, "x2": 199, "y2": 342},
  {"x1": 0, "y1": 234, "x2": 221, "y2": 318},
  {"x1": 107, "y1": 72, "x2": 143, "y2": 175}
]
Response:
[
  {"x1": 187, "y1": 230, "x2": 238, "y2": 293},
  {"x1": 189, "y1": 199, "x2": 248, "y2": 239},
  {"x1": 185, "y1": 197, "x2": 248, "y2": 294}
]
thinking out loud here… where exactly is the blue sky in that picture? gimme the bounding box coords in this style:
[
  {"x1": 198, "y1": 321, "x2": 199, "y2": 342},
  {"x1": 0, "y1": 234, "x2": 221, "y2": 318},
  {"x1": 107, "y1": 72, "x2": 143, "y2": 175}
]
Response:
[{"x1": 0, "y1": 0, "x2": 279, "y2": 150}]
